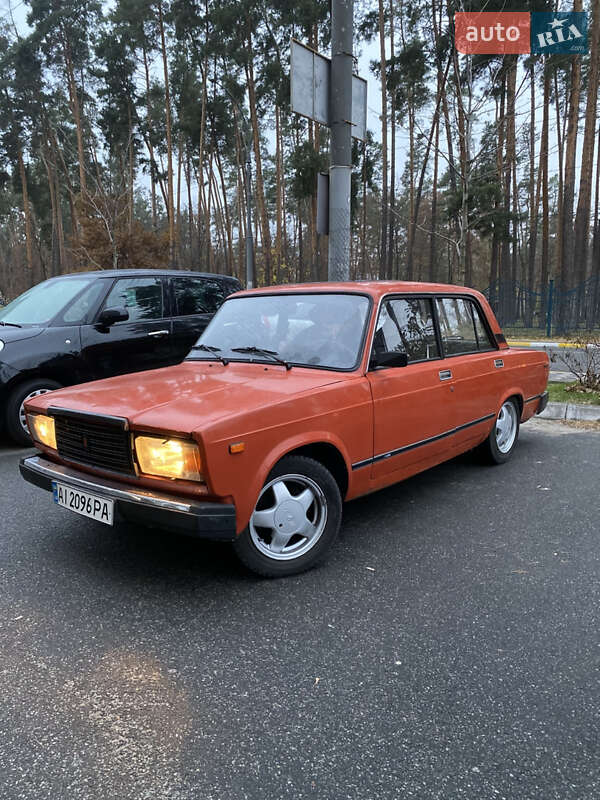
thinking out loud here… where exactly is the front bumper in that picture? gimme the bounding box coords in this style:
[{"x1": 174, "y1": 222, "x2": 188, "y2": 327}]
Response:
[
  {"x1": 20, "y1": 455, "x2": 237, "y2": 541},
  {"x1": 536, "y1": 390, "x2": 549, "y2": 415}
]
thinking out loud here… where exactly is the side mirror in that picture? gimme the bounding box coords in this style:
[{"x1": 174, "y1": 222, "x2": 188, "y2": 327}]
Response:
[
  {"x1": 97, "y1": 306, "x2": 129, "y2": 327},
  {"x1": 370, "y1": 351, "x2": 409, "y2": 370}
]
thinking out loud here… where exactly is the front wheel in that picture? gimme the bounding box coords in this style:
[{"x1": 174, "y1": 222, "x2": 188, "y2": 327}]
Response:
[
  {"x1": 233, "y1": 455, "x2": 342, "y2": 577},
  {"x1": 478, "y1": 398, "x2": 520, "y2": 465},
  {"x1": 6, "y1": 379, "x2": 62, "y2": 446}
]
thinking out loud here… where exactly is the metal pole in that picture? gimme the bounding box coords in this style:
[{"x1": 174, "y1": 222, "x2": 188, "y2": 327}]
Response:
[
  {"x1": 245, "y1": 150, "x2": 255, "y2": 289},
  {"x1": 328, "y1": 0, "x2": 353, "y2": 281},
  {"x1": 546, "y1": 278, "x2": 554, "y2": 337}
]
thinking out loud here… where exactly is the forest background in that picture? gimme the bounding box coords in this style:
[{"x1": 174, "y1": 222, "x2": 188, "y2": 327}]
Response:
[{"x1": 1, "y1": 0, "x2": 599, "y2": 331}]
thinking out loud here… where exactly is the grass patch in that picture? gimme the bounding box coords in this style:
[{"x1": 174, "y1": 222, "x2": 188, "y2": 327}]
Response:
[{"x1": 548, "y1": 381, "x2": 600, "y2": 406}]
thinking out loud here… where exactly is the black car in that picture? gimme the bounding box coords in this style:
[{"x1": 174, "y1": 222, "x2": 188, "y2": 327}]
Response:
[{"x1": 0, "y1": 269, "x2": 241, "y2": 445}]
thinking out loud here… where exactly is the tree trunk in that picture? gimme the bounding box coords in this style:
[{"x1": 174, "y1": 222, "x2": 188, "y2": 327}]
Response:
[
  {"x1": 500, "y1": 57, "x2": 517, "y2": 320},
  {"x1": 245, "y1": 30, "x2": 272, "y2": 285},
  {"x1": 157, "y1": 0, "x2": 175, "y2": 265},
  {"x1": 17, "y1": 148, "x2": 34, "y2": 273},
  {"x1": 377, "y1": 0, "x2": 388, "y2": 280},
  {"x1": 540, "y1": 66, "x2": 551, "y2": 328},
  {"x1": 387, "y1": 0, "x2": 395, "y2": 280},
  {"x1": 407, "y1": 57, "x2": 449, "y2": 281},
  {"x1": 142, "y1": 46, "x2": 158, "y2": 231},
  {"x1": 573, "y1": 0, "x2": 600, "y2": 296},
  {"x1": 275, "y1": 105, "x2": 283, "y2": 281},
  {"x1": 63, "y1": 35, "x2": 87, "y2": 200},
  {"x1": 558, "y1": 0, "x2": 583, "y2": 329}
]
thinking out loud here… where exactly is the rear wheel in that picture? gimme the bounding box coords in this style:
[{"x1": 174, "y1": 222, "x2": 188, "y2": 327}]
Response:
[
  {"x1": 6, "y1": 379, "x2": 61, "y2": 446},
  {"x1": 478, "y1": 398, "x2": 520, "y2": 465},
  {"x1": 233, "y1": 455, "x2": 342, "y2": 577}
]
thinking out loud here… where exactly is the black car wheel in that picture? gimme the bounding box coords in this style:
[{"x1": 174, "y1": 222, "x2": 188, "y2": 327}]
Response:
[
  {"x1": 6, "y1": 379, "x2": 61, "y2": 446},
  {"x1": 233, "y1": 455, "x2": 342, "y2": 577}
]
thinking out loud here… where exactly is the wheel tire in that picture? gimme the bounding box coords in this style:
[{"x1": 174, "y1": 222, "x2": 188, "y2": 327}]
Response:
[
  {"x1": 478, "y1": 398, "x2": 520, "y2": 465},
  {"x1": 233, "y1": 455, "x2": 342, "y2": 577},
  {"x1": 5, "y1": 379, "x2": 62, "y2": 446}
]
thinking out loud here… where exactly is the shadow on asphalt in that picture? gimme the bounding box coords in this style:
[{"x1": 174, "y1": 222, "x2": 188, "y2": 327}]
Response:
[
  {"x1": 41, "y1": 443, "x2": 516, "y2": 589},
  {"x1": 12, "y1": 421, "x2": 547, "y2": 590}
]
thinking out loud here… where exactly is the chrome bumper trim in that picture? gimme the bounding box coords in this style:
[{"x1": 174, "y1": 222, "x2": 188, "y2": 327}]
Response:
[{"x1": 21, "y1": 454, "x2": 195, "y2": 513}]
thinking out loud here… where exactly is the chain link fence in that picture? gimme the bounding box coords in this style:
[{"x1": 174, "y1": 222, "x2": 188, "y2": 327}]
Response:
[{"x1": 484, "y1": 275, "x2": 600, "y2": 337}]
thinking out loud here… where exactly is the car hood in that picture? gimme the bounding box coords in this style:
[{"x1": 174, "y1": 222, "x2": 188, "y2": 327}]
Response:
[
  {"x1": 0, "y1": 325, "x2": 45, "y2": 346},
  {"x1": 27, "y1": 361, "x2": 346, "y2": 435}
]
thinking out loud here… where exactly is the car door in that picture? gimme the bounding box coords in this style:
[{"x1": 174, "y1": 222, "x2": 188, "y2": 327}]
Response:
[
  {"x1": 80, "y1": 275, "x2": 175, "y2": 380},
  {"x1": 366, "y1": 295, "x2": 458, "y2": 482},
  {"x1": 170, "y1": 277, "x2": 235, "y2": 360},
  {"x1": 433, "y1": 296, "x2": 501, "y2": 451}
]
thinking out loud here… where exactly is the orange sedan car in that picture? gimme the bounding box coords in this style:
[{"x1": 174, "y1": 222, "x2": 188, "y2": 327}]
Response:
[{"x1": 20, "y1": 282, "x2": 549, "y2": 576}]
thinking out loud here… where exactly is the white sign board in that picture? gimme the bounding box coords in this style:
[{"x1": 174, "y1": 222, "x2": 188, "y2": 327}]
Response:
[{"x1": 290, "y1": 39, "x2": 367, "y2": 141}]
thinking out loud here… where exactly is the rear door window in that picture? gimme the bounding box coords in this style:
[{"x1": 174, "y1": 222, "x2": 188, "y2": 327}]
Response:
[
  {"x1": 173, "y1": 278, "x2": 228, "y2": 316},
  {"x1": 374, "y1": 297, "x2": 439, "y2": 362},
  {"x1": 101, "y1": 277, "x2": 164, "y2": 322},
  {"x1": 435, "y1": 297, "x2": 494, "y2": 354}
]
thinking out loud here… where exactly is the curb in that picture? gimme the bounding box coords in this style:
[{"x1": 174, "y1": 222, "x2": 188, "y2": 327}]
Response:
[
  {"x1": 508, "y1": 340, "x2": 599, "y2": 349},
  {"x1": 538, "y1": 401, "x2": 600, "y2": 422}
]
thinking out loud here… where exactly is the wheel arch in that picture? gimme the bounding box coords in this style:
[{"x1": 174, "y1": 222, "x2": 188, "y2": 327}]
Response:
[
  {"x1": 281, "y1": 441, "x2": 349, "y2": 499},
  {"x1": 230, "y1": 434, "x2": 352, "y2": 534},
  {"x1": 4, "y1": 369, "x2": 66, "y2": 396},
  {"x1": 499, "y1": 389, "x2": 523, "y2": 418}
]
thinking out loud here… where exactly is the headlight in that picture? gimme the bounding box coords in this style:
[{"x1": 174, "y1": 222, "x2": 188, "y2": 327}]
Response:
[
  {"x1": 135, "y1": 435, "x2": 203, "y2": 481},
  {"x1": 27, "y1": 413, "x2": 57, "y2": 449}
]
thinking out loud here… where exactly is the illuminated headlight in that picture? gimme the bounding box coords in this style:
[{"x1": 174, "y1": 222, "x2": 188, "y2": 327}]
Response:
[
  {"x1": 0, "y1": 339, "x2": 4, "y2": 352},
  {"x1": 27, "y1": 413, "x2": 57, "y2": 449},
  {"x1": 135, "y1": 435, "x2": 203, "y2": 481}
]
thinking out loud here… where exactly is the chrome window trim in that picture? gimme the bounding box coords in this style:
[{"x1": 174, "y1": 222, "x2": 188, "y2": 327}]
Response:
[{"x1": 364, "y1": 290, "x2": 499, "y2": 372}]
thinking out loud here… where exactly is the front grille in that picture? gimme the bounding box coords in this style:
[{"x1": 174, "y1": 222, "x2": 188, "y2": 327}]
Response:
[{"x1": 54, "y1": 413, "x2": 134, "y2": 475}]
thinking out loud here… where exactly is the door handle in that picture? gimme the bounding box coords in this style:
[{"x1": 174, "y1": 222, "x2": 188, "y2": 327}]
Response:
[
  {"x1": 439, "y1": 369, "x2": 452, "y2": 381},
  {"x1": 148, "y1": 330, "x2": 169, "y2": 337}
]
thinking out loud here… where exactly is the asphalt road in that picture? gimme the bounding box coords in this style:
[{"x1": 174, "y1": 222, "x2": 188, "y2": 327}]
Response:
[{"x1": 1, "y1": 419, "x2": 599, "y2": 800}]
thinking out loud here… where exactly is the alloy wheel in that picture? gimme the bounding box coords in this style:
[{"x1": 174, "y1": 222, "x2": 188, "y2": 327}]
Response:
[
  {"x1": 249, "y1": 473, "x2": 328, "y2": 561},
  {"x1": 495, "y1": 401, "x2": 518, "y2": 454}
]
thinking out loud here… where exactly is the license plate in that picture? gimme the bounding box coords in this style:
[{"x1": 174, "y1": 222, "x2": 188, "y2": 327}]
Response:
[{"x1": 52, "y1": 481, "x2": 114, "y2": 526}]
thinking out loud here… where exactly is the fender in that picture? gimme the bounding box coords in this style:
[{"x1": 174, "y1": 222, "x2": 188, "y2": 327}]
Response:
[
  {"x1": 497, "y1": 386, "x2": 525, "y2": 421},
  {"x1": 232, "y1": 431, "x2": 354, "y2": 534}
]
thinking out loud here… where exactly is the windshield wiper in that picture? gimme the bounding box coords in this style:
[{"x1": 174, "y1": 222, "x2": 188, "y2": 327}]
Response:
[
  {"x1": 189, "y1": 343, "x2": 229, "y2": 365},
  {"x1": 231, "y1": 345, "x2": 292, "y2": 370},
  {"x1": 0, "y1": 321, "x2": 22, "y2": 328}
]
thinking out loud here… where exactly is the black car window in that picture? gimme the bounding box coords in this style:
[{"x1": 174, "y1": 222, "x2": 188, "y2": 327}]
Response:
[
  {"x1": 0, "y1": 276, "x2": 94, "y2": 325},
  {"x1": 62, "y1": 280, "x2": 108, "y2": 324},
  {"x1": 102, "y1": 277, "x2": 164, "y2": 322},
  {"x1": 436, "y1": 297, "x2": 479, "y2": 355},
  {"x1": 374, "y1": 297, "x2": 439, "y2": 362},
  {"x1": 174, "y1": 278, "x2": 228, "y2": 316}
]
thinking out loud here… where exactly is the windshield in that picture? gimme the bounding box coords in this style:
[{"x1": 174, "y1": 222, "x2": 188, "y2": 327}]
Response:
[
  {"x1": 187, "y1": 293, "x2": 371, "y2": 370},
  {"x1": 0, "y1": 277, "x2": 95, "y2": 326}
]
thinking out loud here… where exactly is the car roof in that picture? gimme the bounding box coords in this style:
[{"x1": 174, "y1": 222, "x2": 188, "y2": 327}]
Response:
[
  {"x1": 53, "y1": 270, "x2": 241, "y2": 280},
  {"x1": 233, "y1": 280, "x2": 483, "y2": 300}
]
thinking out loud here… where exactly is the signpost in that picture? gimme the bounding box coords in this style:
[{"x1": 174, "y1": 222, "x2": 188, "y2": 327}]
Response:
[{"x1": 290, "y1": 0, "x2": 365, "y2": 281}]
